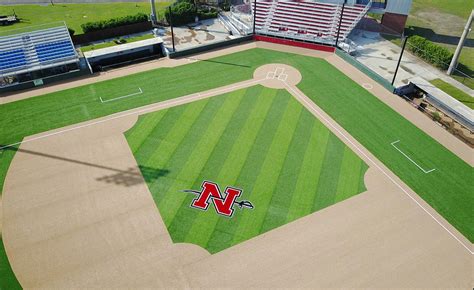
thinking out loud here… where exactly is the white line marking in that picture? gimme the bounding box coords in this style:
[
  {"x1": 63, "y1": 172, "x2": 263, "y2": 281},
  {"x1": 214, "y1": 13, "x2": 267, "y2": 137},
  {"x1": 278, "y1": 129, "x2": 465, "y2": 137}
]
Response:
[
  {"x1": 391, "y1": 140, "x2": 436, "y2": 174},
  {"x1": 362, "y1": 83, "x2": 373, "y2": 90},
  {"x1": 284, "y1": 82, "x2": 472, "y2": 255},
  {"x1": 0, "y1": 75, "x2": 470, "y2": 254},
  {"x1": 275, "y1": 67, "x2": 284, "y2": 75},
  {"x1": 267, "y1": 67, "x2": 288, "y2": 81},
  {"x1": 278, "y1": 73, "x2": 288, "y2": 81},
  {"x1": 99, "y1": 87, "x2": 143, "y2": 103},
  {"x1": 0, "y1": 79, "x2": 263, "y2": 152}
]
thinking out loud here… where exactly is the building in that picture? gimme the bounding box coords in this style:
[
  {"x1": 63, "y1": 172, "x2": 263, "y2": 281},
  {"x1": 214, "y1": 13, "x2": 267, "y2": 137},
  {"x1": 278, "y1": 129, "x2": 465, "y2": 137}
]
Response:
[{"x1": 327, "y1": 0, "x2": 413, "y2": 34}]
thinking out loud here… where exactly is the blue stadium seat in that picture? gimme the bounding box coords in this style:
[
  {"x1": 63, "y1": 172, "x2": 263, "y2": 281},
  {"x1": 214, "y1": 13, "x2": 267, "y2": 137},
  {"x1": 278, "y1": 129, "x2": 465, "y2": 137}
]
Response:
[
  {"x1": 35, "y1": 40, "x2": 76, "y2": 63},
  {"x1": 0, "y1": 49, "x2": 27, "y2": 70}
]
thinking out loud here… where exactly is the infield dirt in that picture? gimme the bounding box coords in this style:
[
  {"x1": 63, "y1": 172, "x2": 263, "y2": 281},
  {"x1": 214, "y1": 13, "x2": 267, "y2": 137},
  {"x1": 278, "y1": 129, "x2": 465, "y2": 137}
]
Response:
[{"x1": 1, "y1": 43, "x2": 472, "y2": 288}]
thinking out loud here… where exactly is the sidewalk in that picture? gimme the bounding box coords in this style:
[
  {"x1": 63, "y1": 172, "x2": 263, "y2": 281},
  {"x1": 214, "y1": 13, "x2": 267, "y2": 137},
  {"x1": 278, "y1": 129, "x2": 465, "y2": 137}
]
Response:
[{"x1": 350, "y1": 30, "x2": 474, "y2": 97}]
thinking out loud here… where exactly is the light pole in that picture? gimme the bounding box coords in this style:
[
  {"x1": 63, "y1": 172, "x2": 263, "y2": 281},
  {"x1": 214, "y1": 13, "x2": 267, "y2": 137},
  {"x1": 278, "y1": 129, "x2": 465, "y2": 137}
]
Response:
[
  {"x1": 447, "y1": 10, "x2": 473, "y2": 75},
  {"x1": 335, "y1": 1, "x2": 346, "y2": 47},
  {"x1": 150, "y1": 0, "x2": 157, "y2": 26},
  {"x1": 168, "y1": 6, "x2": 176, "y2": 52},
  {"x1": 392, "y1": 35, "x2": 409, "y2": 86}
]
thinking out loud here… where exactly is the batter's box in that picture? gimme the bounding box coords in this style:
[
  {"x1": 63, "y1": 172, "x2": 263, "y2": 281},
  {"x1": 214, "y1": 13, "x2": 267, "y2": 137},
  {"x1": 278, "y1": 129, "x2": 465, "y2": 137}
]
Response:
[
  {"x1": 278, "y1": 74, "x2": 288, "y2": 81},
  {"x1": 266, "y1": 67, "x2": 287, "y2": 81}
]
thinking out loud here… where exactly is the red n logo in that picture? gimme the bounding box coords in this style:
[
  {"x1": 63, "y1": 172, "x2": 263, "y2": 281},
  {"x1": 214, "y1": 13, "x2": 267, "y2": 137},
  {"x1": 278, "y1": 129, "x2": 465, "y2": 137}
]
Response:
[{"x1": 191, "y1": 181, "x2": 242, "y2": 217}]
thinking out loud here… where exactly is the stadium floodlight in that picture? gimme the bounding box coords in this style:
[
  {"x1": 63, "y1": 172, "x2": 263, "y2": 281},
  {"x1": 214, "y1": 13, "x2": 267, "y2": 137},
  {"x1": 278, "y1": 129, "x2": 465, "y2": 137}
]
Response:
[
  {"x1": 392, "y1": 35, "x2": 410, "y2": 86},
  {"x1": 150, "y1": 0, "x2": 158, "y2": 26},
  {"x1": 447, "y1": 10, "x2": 473, "y2": 75}
]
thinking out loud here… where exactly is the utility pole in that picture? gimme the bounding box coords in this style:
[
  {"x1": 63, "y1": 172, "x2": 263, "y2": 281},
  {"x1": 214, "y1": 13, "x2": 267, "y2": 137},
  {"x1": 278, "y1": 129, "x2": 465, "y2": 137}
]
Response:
[
  {"x1": 392, "y1": 35, "x2": 409, "y2": 86},
  {"x1": 150, "y1": 0, "x2": 158, "y2": 26},
  {"x1": 335, "y1": 1, "x2": 346, "y2": 47},
  {"x1": 253, "y1": 0, "x2": 257, "y2": 35},
  {"x1": 447, "y1": 10, "x2": 473, "y2": 75},
  {"x1": 169, "y1": 6, "x2": 176, "y2": 52}
]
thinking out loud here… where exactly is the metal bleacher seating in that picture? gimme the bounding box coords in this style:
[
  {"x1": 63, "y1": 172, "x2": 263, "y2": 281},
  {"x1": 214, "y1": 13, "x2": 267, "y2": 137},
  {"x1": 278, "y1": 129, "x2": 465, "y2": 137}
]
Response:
[
  {"x1": 0, "y1": 24, "x2": 78, "y2": 77},
  {"x1": 249, "y1": 0, "x2": 371, "y2": 45}
]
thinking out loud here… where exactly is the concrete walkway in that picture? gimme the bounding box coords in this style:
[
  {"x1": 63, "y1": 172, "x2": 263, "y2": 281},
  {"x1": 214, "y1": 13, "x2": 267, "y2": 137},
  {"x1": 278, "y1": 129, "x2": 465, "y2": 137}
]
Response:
[{"x1": 351, "y1": 30, "x2": 474, "y2": 96}]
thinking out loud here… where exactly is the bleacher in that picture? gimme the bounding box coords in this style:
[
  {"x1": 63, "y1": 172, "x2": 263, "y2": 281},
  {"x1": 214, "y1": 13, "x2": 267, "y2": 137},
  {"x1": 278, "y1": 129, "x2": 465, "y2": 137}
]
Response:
[
  {"x1": 248, "y1": 0, "x2": 371, "y2": 45},
  {"x1": 0, "y1": 25, "x2": 78, "y2": 77}
]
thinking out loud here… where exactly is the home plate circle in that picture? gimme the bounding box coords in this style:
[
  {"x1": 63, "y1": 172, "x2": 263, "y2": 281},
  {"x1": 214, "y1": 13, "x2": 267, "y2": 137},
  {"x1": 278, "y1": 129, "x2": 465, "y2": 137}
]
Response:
[
  {"x1": 362, "y1": 83, "x2": 373, "y2": 90},
  {"x1": 254, "y1": 64, "x2": 302, "y2": 89}
]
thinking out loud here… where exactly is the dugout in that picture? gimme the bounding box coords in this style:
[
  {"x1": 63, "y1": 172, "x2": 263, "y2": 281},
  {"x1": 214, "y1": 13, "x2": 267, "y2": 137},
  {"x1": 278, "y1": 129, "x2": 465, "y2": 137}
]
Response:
[
  {"x1": 395, "y1": 78, "x2": 474, "y2": 132},
  {"x1": 83, "y1": 37, "x2": 164, "y2": 72}
]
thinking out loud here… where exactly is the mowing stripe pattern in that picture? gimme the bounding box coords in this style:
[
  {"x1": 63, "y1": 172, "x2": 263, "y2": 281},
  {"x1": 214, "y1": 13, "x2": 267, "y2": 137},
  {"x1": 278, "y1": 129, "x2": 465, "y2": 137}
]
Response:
[{"x1": 125, "y1": 86, "x2": 368, "y2": 253}]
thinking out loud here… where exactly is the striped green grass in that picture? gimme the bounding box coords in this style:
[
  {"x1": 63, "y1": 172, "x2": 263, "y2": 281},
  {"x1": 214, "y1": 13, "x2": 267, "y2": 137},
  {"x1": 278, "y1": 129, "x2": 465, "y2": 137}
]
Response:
[
  {"x1": 0, "y1": 47, "x2": 472, "y2": 244},
  {"x1": 125, "y1": 86, "x2": 368, "y2": 253}
]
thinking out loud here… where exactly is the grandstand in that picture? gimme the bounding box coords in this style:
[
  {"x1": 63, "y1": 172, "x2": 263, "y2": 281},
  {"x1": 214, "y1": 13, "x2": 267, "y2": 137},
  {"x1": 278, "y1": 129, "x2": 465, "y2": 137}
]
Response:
[
  {"x1": 257, "y1": 1, "x2": 369, "y2": 44},
  {"x1": 226, "y1": 0, "x2": 371, "y2": 45},
  {"x1": 227, "y1": 0, "x2": 412, "y2": 45},
  {"x1": 0, "y1": 23, "x2": 85, "y2": 91}
]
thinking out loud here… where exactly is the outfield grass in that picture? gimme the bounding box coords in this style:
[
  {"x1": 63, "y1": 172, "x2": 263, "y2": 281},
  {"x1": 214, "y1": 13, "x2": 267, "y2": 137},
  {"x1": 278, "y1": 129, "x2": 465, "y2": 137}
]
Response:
[
  {"x1": 430, "y1": 79, "x2": 474, "y2": 109},
  {"x1": 125, "y1": 86, "x2": 368, "y2": 253},
  {"x1": 0, "y1": 2, "x2": 169, "y2": 35},
  {"x1": 0, "y1": 48, "x2": 472, "y2": 245},
  {"x1": 0, "y1": 237, "x2": 21, "y2": 290}
]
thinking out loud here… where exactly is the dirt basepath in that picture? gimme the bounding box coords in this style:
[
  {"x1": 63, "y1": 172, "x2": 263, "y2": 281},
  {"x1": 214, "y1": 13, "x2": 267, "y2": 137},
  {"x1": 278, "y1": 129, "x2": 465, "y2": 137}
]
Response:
[{"x1": 2, "y1": 62, "x2": 471, "y2": 288}]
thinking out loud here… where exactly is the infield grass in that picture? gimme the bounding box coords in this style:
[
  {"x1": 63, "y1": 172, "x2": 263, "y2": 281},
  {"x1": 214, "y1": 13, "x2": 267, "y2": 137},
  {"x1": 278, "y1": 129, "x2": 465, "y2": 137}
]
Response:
[
  {"x1": 125, "y1": 86, "x2": 368, "y2": 253},
  {"x1": 0, "y1": 48, "x2": 472, "y2": 244}
]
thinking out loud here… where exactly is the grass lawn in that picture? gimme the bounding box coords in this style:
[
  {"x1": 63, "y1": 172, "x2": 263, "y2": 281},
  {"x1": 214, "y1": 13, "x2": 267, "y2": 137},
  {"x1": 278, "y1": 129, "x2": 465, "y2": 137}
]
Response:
[
  {"x1": 80, "y1": 33, "x2": 155, "y2": 52},
  {"x1": 405, "y1": 0, "x2": 474, "y2": 88},
  {"x1": 410, "y1": 0, "x2": 472, "y2": 19},
  {"x1": 0, "y1": 237, "x2": 21, "y2": 290},
  {"x1": 125, "y1": 86, "x2": 368, "y2": 253},
  {"x1": 430, "y1": 78, "x2": 474, "y2": 109},
  {"x1": 0, "y1": 2, "x2": 170, "y2": 35},
  {"x1": 0, "y1": 48, "x2": 472, "y2": 246}
]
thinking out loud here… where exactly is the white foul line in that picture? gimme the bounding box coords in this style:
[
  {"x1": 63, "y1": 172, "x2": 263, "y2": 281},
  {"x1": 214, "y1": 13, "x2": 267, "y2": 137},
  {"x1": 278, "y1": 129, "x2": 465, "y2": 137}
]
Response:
[
  {"x1": 283, "y1": 82, "x2": 473, "y2": 255},
  {"x1": 100, "y1": 87, "x2": 143, "y2": 103},
  {"x1": 0, "y1": 72, "x2": 470, "y2": 254},
  {"x1": 391, "y1": 140, "x2": 436, "y2": 174}
]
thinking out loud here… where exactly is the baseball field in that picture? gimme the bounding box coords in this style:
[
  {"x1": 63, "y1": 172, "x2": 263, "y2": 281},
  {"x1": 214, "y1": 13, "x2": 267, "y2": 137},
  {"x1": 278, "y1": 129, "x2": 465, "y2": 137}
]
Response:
[
  {"x1": 1, "y1": 48, "x2": 472, "y2": 240},
  {"x1": 0, "y1": 43, "x2": 472, "y2": 288}
]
